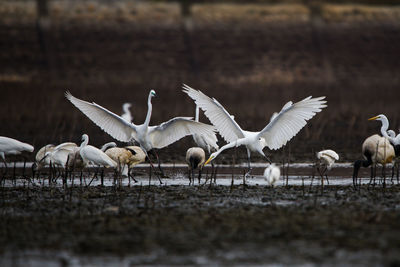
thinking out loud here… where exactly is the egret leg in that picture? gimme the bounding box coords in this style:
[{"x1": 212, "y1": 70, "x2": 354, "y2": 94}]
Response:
[
  {"x1": 152, "y1": 150, "x2": 166, "y2": 178},
  {"x1": 146, "y1": 150, "x2": 163, "y2": 184},
  {"x1": 245, "y1": 148, "x2": 252, "y2": 178}
]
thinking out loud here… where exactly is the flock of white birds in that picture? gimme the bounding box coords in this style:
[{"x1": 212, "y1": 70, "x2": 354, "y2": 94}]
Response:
[{"x1": 1, "y1": 85, "x2": 399, "y2": 186}]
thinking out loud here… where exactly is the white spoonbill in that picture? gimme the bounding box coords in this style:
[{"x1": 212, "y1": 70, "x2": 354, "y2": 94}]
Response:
[
  {"x1": 316, "y1": 149, "x2": 339, "y2": 184},
  {"x1": 0, "y1": 136, "x2": 34, "y2": 163},
  {"x1": 66, "y1": 90, "x2": 216, "y2": 178},
  {"x1": 121, "y1": 103, "x2": 133, "y2": 123},
  {"x1": 353, "y1": 134, "x2": 395, "y2": 188},
  {"x1": 263, "y1": 163, "x2": 280, "y2": 187},
  {"x1": 79, "y1": 134, "x2": 117, "y2": 168},
  {"x1": 186, "y1": 147, "x2": 206, "y2": 185},
  {"x1": 182, "y1": 84, "x2": 327, "y2": 175},
  {"x1": 35, "y1": 144, "x2": 55, "y2": 169},
  {"x1": 44, "y1": 142, "x2": 77, "y2": 169}
]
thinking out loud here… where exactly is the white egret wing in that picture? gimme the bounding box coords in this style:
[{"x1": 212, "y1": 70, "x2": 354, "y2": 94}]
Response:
[
  {"x1": 149, "y1": 117, "x2": 216, "y2": 149},
  {"x1": 66, "y1": 92, "x2": 138, "y2": 143},
  {"x1": 258, "y1": 96, "x2": 327, "y2": 150},
  {"x1": 182, "y1": 84, "x2": 244, "y2": 143}
]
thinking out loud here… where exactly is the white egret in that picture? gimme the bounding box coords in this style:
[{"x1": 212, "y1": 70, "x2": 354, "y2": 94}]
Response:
[
  {"x1": 353, "y1": 134, "x2": 395, "y2": 188},
  {"x1": 79, "y1": 134, "x2": 117, "y2": 168},
  {"x1": 182, "y1": 84, "x2": 327, "y2": 175},
  {"x1": 368, "y1": 114, "x2": 400, "y2": 155},
  {"x1": 66, "y1": 90, "x2": 216, "y2": 179},
  {"x1": 263, "y1": 163, "x2": 280, "y2": 187},
  {"x1": 121, "y1": 103, "x2": 132, "y2": 123},
  {"x1": 368, "y1": 114, "x2": 400, "y2": 182},
  {"x1": 315, "y1": 149, "x2": 339, "y2": 185},
  {"x1": 66, "y1": 142, "x2": 116, "y2": 175},
  {"x1": 186, "y1": 147, "x2": 206, "y2": 185},
  {"x1": 388, "y1": 130, "x2": 400, "y2": 146},
  {"x1": 0, "y1": 136, "x2": 34, "y2": 163}
]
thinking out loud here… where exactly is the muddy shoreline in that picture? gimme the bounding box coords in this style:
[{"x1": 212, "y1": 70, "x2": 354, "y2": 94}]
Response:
[{"x1": 1, "y1": 172, "x2": 400, "y2": 265}]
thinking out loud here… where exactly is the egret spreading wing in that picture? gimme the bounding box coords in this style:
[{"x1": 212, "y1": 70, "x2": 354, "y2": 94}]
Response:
[
  {"x1": 182, "y1": 84, "x2": 244, "y2": 143},
  {"x1": 66, "y1": 92, "x2": 138, "y2": 143},
  {"x1": 258, "y1": 96, "x2": 327, "y2": 150},
  {"x1": 149, "y1": 117, "x2": 216, "y2": 149}
]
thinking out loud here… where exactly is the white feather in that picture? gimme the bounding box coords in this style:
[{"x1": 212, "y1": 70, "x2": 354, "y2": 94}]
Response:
[
  {"x1": 67, "y1": 91, "x2": 216, "y2": 153},
  {"x1": 0, "y1": 136, "x2": 34, "y2": 160},
  {"x1": 183, "y1": 84, "x2": 244, "y2": 143},
  {"x1": 258, "y1": 96, "x2": 327, "y2": 150}
]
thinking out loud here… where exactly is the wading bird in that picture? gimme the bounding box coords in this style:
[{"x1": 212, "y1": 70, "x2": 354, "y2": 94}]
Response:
[
  {"x1": 79, "y1": 134, "x2": 117, "y2": 169},
  {"x1": 315, "y1": 149, "x2": 339, "y2": 184},
  {"x1": 353, "y1": 134, "x2": 395, "y2": 188},
  {"x1": 368, "y1": 114, "x2": 400, "y2": 155},
  {"x1": 35, "y1": 144, "x2": 55, "y2": 170},
  {"x1": 44, "y1": 142, "x2": 77, "y2": 169},
  {"x1": 121, "y1": 103, "x2": 132, "y2": 123},
  {"x1": 66, "y1": 90, "x2": 216, "y2": 181},
  {"x1": 182, "y1": 84, "x2": 327, "y2": 176},
  {"x1": 104, "y1": 144, "x2": 145, "y2": 183},
  {"x1": 0, "y1": 136, "x2": 34, "y2": 164},
  {"x1": 369, "y1": 114, "x2": 400, "y2": 182},
  {"x1": 186, "y1": 147, "x2": 205, "y2": 185},
  {"x1": 264, "y1": 163, "x2": 280, "y2": 187}
]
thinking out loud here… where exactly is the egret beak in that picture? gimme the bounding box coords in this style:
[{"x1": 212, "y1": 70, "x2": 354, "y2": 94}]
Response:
[
  {"x1": 204, "y1": 156, "x2": 214, "y2": 166},
  {"x1": 368, "y1": 116, "x2": 379, "y2": 121}
]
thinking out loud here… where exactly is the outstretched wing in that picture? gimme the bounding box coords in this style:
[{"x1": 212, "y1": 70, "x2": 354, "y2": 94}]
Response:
[
  {"x1": 258, "y1": 96, "x2": 327, "y2": 150},
  {"x1": 149, "y1": 117, "x2": 216, "y2": 149},
  {"x1": 66, "y1": 92, "x2": 137, "y2": 143},
  {"x1": 182, "y1": 84, "x2": 244, "y2": 143}
]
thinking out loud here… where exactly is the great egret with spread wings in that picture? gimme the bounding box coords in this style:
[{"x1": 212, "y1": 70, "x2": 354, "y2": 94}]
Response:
[
  {"x1": 182, "y1": 84, "x2": 327, "y2": 176},
  {"x1": 66, "y1": 90, "x2": 216, "y2": 179}
]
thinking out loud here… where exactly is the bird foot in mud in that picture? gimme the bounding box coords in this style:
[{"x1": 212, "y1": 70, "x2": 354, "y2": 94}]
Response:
[
  {"x1": 245, "y1": 169, "x2": 253, "y2": 179},
  {"x1": 154, "y1": 171, "x2": 169, "y2": 178}
]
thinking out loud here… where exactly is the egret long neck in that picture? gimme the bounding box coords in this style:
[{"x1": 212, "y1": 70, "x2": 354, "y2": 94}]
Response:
[
  {"x1": 144, "y1": 93, "x2": 153, "y2": 127},
  {"x1": 380, "y1": 117, "x2": 390, "y2": 139},
  {"x1": 213, "y1": 141, "x2": 237, "y2": 158},
  {"x1": 195, "y1": 105, "x2": 199, "y2": 122},
  {"x1": 80, "y1": 135, "x2": 89, "y2": 148}
]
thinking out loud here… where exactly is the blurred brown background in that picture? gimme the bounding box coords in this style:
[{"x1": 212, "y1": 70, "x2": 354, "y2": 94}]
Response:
[{"x1": 1, "y1": 0, "x2": 400, "y2": 162}]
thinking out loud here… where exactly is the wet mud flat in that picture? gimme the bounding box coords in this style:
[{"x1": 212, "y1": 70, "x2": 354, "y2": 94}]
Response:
[{"x1": 1, "y1": 173, "x2": 400, "y2": 265}]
